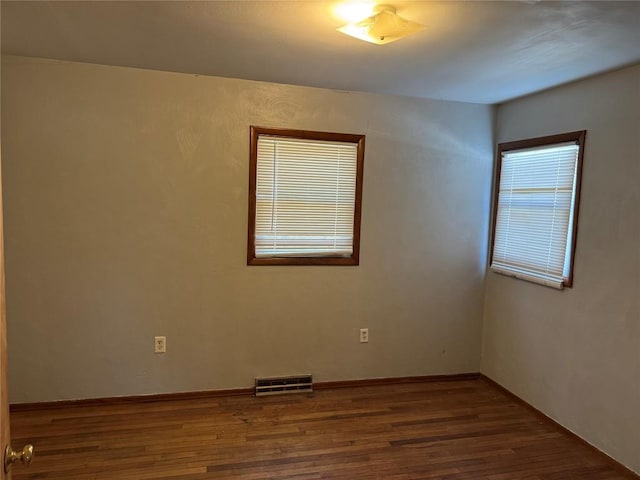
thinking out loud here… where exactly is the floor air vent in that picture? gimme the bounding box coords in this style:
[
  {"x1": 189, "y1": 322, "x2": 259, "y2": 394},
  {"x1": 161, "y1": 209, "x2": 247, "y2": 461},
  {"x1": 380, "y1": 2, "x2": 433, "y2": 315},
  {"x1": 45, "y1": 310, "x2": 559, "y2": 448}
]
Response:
[{"x1": 255, "y1": 374, "x2": 313, "y2": 396}]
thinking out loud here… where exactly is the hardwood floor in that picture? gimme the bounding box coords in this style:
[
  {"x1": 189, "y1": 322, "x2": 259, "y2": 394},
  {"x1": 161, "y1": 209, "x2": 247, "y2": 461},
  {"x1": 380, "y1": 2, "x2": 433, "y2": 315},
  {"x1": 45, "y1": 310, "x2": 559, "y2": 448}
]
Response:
[{"x1": 9, "y1": 379, "x2": 637, "y2": 479}]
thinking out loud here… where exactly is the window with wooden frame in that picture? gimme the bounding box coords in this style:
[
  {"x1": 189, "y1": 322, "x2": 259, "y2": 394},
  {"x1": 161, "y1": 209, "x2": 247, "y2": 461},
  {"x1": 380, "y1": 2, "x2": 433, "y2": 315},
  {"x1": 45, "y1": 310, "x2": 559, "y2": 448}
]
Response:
[
  {"x1": 247, "y1": 126, "x2": 365, "y2": 265},
  {"x1": 490, "y1": 131, "x2": 586, "y2": 289}
]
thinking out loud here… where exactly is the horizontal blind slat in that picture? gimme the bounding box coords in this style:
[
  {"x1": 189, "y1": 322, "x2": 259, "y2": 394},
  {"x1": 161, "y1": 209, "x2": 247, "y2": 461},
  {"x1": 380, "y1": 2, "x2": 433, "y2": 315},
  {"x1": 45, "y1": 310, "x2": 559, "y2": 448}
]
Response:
[
  {"x1": 255, "y1": 134, "x2": 358, "y2": 257},
  {"x1": 491, "y1": 142, "x2": 579, "y2": 287}
]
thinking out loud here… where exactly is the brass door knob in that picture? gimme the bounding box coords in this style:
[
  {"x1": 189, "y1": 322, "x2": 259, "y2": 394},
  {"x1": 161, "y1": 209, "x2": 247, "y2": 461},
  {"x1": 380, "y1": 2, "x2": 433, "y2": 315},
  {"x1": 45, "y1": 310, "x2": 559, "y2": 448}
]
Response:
[{"x1": 4, "y1": 444, "x2": 34, "y2": 473}]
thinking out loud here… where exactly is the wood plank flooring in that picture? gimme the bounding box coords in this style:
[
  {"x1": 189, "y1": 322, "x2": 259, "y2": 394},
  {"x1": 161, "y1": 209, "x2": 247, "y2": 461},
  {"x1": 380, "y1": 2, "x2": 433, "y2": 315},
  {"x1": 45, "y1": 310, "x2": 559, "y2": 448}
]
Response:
[{"x1": 9, "y1": 379, "x2": 637, "y2": 479}]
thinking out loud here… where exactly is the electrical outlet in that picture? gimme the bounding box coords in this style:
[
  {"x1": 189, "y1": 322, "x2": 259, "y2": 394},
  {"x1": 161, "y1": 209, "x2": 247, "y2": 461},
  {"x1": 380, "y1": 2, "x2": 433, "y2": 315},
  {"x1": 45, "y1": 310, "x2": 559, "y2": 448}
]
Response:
[
  {"x1": 359, "y1": 328, "x2": 369, "y2": 343},
  {"x1": 154, "y1": 336, "x2": 166, "y2": 353}
]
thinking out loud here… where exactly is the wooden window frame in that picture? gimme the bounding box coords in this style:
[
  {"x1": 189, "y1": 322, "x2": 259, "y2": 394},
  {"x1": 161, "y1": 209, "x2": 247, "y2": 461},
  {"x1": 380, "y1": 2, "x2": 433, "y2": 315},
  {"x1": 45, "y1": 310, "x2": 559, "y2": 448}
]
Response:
[
  {"x1": 247, "y1": 126, "x2": 365, "y2": 266},
  {"x1": 490, "y1": 130, "x2": 586, "y2": 288}
]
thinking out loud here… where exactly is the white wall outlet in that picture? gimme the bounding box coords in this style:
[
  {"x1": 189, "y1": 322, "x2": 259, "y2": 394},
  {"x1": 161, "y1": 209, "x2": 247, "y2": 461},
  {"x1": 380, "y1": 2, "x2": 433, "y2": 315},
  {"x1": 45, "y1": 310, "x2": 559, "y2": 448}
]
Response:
[
  {"x1": 359, "y1": 328, "x2": 369, "y2": 343},
  {"x1": 154, "y1": 336, "x2": 166, "y2": 353}
]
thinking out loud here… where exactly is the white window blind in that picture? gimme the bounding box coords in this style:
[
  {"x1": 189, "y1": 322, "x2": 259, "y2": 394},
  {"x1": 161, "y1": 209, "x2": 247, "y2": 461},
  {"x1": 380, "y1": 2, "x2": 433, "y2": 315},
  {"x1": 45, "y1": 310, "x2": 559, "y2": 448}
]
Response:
[
  {"x1": 255, "y1": 135, "x2": 358, "y2": 258},
  {"x1": 491, "y1": 142, "x2": 580, "y2": 289}
]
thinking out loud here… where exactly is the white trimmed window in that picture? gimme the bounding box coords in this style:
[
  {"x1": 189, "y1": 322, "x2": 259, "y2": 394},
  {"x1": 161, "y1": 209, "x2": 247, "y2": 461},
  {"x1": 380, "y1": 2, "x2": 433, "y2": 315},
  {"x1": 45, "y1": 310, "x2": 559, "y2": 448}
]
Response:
[
  {"x1": 490, "y1": 131, "x2": 586, "y2": 289},
  {"x1": 247, "y1": 127, "x2": 365, "y2": 265}
]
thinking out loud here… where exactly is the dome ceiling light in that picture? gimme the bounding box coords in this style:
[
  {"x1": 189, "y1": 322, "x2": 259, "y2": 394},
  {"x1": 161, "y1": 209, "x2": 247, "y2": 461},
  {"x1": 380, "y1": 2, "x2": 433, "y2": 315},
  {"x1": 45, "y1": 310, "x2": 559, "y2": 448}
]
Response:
[{"x1": 337, "y1": 4, "x2": 426, "y2": 45}]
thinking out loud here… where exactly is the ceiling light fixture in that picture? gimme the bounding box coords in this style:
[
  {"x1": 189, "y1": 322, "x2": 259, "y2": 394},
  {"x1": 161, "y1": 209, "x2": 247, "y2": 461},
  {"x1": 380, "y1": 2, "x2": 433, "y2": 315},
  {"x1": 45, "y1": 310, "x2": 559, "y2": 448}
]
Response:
[{"x1": 337, "y1": 4, "x2": 425, "y2": 45}]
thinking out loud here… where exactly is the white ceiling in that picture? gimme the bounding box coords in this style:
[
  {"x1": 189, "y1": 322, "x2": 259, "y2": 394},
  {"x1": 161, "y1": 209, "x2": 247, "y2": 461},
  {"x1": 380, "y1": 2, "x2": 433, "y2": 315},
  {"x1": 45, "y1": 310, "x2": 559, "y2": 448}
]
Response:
[{"x1": 2, "y1": 1, "x2": 639, "y2": 104}]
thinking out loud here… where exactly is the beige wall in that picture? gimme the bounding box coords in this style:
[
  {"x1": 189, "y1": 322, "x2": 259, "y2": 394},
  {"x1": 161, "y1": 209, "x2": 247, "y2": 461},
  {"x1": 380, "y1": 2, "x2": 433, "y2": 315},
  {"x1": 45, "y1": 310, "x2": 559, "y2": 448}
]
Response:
[
  {"x1": 3, "y1": 53, "x2": 638, "y2": 474},
  {"x1": 1, "y1": 56, "x2": 494, "y2": 403},
  {"x1": 483, "y1": 65, "x2": 640, "y2": 473}
]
